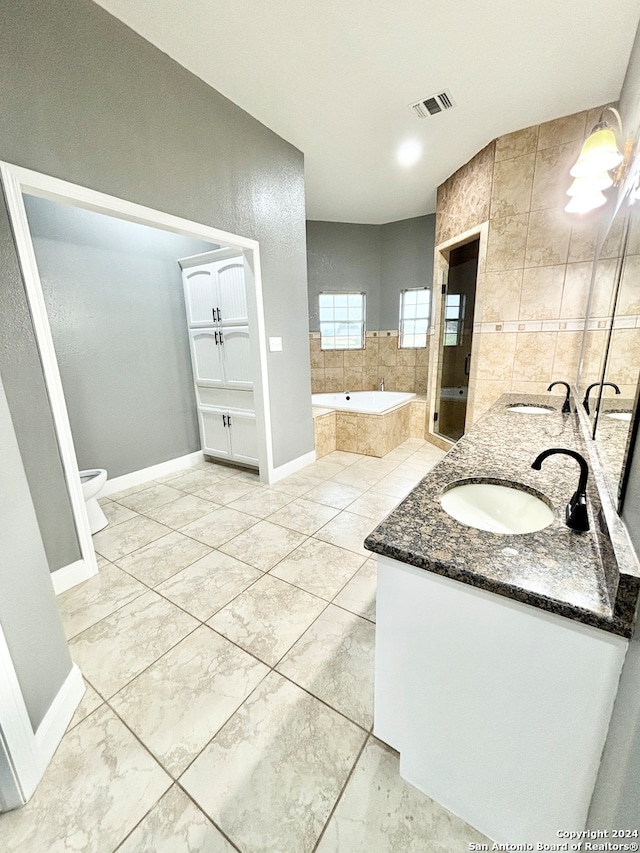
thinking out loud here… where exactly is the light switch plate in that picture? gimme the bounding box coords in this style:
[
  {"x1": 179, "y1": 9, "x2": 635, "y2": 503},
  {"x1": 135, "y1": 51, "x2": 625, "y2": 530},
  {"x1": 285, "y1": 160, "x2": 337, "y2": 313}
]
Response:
[{"x1": 269, "y1": 337, "x2": 283, "y2": 352}]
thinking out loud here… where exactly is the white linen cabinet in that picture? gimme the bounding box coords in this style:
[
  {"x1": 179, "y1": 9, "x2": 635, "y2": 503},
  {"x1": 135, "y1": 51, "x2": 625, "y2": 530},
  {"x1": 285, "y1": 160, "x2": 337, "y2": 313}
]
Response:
[{"x1": 179, "y1": 248, "x2": 258, "y2": 467}]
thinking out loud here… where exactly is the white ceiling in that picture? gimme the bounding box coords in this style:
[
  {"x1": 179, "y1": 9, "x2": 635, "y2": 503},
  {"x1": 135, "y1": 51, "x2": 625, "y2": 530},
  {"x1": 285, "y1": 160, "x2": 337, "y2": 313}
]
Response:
[{"x1": 93, "y1": 0, "x2": 640, "y2": 224}]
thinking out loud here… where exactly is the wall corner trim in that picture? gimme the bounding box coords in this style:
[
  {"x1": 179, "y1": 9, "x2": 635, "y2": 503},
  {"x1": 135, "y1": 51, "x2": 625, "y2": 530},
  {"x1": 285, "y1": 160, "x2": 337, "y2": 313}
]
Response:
[
  {"x1": 51, "y1": 559, "x2": 97, "y2": 596},
  {"x1": 33, "y1": 664, "x2": 84, "y2": 778},
  {"x1": 268, "y1": 450, "x2": 317, "y2": 483}
]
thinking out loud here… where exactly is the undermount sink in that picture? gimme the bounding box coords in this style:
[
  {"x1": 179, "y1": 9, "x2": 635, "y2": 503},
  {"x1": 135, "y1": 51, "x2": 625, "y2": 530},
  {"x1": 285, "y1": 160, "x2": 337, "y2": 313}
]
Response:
[
  {"x1": 440, "y1": 480, "x2": 555, "y2": 534},
  {"x1": 605, "y1": 411, "x2": 632, "y2": 422},
  {"x1": 506, "y1": 404, "x2": 555, "y2": 414}
]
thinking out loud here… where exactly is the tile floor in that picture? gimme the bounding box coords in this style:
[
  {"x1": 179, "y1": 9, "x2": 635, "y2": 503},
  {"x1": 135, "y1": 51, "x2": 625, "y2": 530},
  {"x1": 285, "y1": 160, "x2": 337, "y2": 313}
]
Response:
[{"x1": 0, "y1": 439, "x2": 490, "y2": 852}]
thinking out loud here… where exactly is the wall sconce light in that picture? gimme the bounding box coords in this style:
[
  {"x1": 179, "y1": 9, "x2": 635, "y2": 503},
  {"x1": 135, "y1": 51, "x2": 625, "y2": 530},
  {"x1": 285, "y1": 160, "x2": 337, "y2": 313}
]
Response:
[{"x1": 565, "y1": 107, "x2": 624, "y2": 214}]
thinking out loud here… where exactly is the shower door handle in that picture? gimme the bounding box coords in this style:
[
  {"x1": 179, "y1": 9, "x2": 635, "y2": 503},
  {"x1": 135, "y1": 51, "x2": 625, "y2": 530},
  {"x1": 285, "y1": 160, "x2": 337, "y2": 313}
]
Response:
[{"x1": 464, "y1": 353, "x2": 471, "y2": 376}]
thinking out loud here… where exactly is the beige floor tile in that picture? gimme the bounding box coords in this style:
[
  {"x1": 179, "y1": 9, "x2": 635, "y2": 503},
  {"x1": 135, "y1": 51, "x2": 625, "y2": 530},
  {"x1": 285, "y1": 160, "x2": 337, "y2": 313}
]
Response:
[
  {"x1": 371, "y1": 473, "x2": 422, "y2": 499},
  {"x1": 207, "y1": 574, "x2": 326, "y2": 666},
  {"x1": 180, "y1": 672, "x2": 366, "y2": 853},
  {"x1": 114, "y1": 531, "x2": 211, "y2": 587},
  {"x1": 66, "y1": 680, "x2": 103, "y2": 731},
  {"x1": 179, "y1": 507, "x2": 257, "y2": 548},
  {"x1": 219, "y1": 520, "x2": 307, "y2": 571},
  {"x1": 92, "y1": 515, "x2": 170, "y2": 562},
  {"x1": 270, "y1": 538, "x2": 365, "y2": 600},
  {"x1": 331, "y1": 462, "x2": 393, "y2": 489},
  {"x1": 315, "y1": 511, "x2": 377, "y2": 556},
  {"x1": 345, "y1": 490, "x2": 401, "y2": 522},
  {"x1": 116, "y1": 483, "x2": 186, "y2": 513},
  {"x1": 226, "y1": 486, "x2": 294, "y2": 518},
  {"x1": 277, "y1": 604, "x2": 375, "y2": 728},
  {"x1": 196, "y1": 479, "x2": 262, "y2": 506},
  {"x1": 303, "y1": 459, "x2": 349, "y2": 480},
  {"x1": 0, "y1": 705, "x2": 171, "y2": 853},
  {"x1": 107, "y1": 481, "x2": 154, "y2": 501},
  {"x1": 57, "y1": 561, "x2": 147, "y2": 639},
  {"x1": 267, "y1": 497, "x2": 339, "y2": 535},
  {"x1": 99, "y1": 499, "x2": 138, "y2": 526},
  {"x1": 118, "y1": 786, "x2": 236, "y2": 853},
  {"x1": 316, "y1": 738, "x2": 490, "y2": 852},
  {"x1": 142, "y1": 494, "x2": 220, "y2": 528},
  {"x1": 160, "y1": 467, "x2": 232, "y2": 492},
  {"x1": 333, "y1": 557, "x2": 377, "y2": 622},
  {"x1": 156, "y1": 550, "x2": 262, "y2": 621},
  {"x1": 70, "y1": 591, "x2": 199, "y2": 698},
  {"x1": 271, "y1": 472, "x2": 326, "y2": 498},
  {"x1": 321, "y1": 450, "x2": 364, "y2": 466},
  {"x1": 111, "y1": 626, "x2": 268, "y2": 777},
  {"x1": 303, "y1": 480, "x2": 364, "y2": 509}
]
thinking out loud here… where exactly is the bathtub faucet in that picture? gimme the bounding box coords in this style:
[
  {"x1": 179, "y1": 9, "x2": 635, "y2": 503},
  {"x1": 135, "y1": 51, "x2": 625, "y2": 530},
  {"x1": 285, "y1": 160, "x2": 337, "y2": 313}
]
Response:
[
  {"x1": 380, "y1": 378, "x2": 385, "y2": 391},
  {"x1": 344, "y1": 390, "x2": 351, "y2": 400}
]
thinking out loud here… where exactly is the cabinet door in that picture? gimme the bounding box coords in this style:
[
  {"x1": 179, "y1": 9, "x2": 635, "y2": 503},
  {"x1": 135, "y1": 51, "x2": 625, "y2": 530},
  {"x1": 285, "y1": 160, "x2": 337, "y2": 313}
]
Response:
[
  {"x1": 228, "y1": 412, "x2": 258, "y2": 465},
  {"x1": 215, "y1": 259, "x2": 248, "y2": 325},
  {"x1": 219, "y1": 326, "x2": 253, "y2": 389},
  {"x1": 190, "y1": 330, "x2": 224, "y2": 386},
  {"x1": 199, "y1": 409, "x2": 231, "y2": 459},
  {"x1": 183, "y1": 266, "x2": 218, "y2": 327}
]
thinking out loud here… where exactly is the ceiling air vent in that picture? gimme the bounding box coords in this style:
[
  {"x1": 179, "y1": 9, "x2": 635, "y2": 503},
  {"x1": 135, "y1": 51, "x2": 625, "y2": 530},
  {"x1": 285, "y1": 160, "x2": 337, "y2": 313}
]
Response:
[{"x1": 409, "y1": 90, "x2": 455, "y2": 118}]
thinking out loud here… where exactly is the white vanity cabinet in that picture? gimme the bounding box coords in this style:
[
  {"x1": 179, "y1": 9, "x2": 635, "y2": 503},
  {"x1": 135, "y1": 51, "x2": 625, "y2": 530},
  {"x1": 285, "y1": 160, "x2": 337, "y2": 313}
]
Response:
[{"x1": 180, "y1": 248, "x2": 257, "y2": 468}]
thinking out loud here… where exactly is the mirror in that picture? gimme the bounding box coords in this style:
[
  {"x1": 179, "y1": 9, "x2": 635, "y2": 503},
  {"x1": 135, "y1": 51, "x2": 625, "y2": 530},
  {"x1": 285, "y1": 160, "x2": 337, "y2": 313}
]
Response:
[{"x1": 578, "y1": 173, "x2": 640, "y2": 506}]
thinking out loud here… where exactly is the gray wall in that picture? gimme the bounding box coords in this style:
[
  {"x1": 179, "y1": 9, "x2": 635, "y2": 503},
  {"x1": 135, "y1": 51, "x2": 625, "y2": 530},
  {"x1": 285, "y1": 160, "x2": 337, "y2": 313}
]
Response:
[
  {"x1": 0, "y1": 375, "x2": 72, "y2": 732},
  {"x1": 587, "y1": 17, "x2": 640, "y2": 827},
  {"x1": 306, "y1": 215, "x2": 435, "y2": 332},
  {"x1": 25, "y1": 195, "x2": 213, "y2": 479}
]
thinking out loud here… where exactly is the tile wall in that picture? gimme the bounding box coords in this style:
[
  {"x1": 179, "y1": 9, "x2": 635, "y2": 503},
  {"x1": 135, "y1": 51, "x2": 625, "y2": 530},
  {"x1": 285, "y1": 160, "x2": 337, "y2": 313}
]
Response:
[
  {"x1": 310, "y1": 331, "x2": 429, "y2": 394},
  {"x1": 435, "y1": 104, "x2": 623, "y2": 423}
]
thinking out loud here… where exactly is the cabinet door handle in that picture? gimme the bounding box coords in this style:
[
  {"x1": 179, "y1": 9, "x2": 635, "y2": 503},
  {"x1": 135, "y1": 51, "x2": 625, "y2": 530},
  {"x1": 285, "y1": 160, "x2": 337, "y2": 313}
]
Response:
[
  {"x1": 227, "y1": 414, "x2": 231, "y2": 427},
  {"x1": 214, "y1": 330, "x2": 219, "y2": 345},
  {"x1": 219, "y1": 330, "x2": 224, "y2": 345},
  {"x1": 217, "y1": 308, "x2": 222, "y2": 322},
  {"x1": 222, "y1": 413, "x2": 227, "y2": 427},
  {"x1": 212, "y1": 308, "x2": 216, "y2": 323}
]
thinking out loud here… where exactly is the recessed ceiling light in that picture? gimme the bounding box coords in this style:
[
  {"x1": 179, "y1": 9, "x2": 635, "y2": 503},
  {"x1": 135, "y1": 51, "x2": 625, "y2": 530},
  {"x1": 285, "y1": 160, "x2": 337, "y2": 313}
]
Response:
[{"x1": 397, "y1": 139, "x2": 422, "y2": 168}]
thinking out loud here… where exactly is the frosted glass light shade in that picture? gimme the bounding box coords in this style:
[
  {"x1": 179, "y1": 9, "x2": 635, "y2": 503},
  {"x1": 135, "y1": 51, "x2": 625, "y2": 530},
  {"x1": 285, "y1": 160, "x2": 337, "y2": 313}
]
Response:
[
  {"x1": 564, "y1": 191, "x2": 608, "y2": 214},
  {"x1": 566, "y1": 173, "x2": 613, "y2": 196},
  {"x1": 570, "y1": 128, "x2": 623, "y2": 177}
]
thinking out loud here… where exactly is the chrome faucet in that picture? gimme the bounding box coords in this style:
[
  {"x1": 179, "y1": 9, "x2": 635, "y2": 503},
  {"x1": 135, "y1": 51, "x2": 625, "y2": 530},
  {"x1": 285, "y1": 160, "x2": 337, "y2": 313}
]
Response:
[
  {"x1": 547, "y1": 380, "x2": 571, "y2": 414},
  {"x1": 531, "y1": 448, "x2": 590, "y2": 532},
  {"x1": 380, "y1": 378, "x2": 385, "y2": 391},
  {"x1": 582, "y1": 381, "x2": 621, "y2": 415}
]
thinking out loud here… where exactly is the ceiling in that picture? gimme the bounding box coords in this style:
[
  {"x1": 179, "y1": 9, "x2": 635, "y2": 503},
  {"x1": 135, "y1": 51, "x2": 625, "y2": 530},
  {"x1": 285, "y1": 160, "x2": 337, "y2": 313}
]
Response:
[{"x1": 92, "y1": 0, "x2": 640, "y2": 224}]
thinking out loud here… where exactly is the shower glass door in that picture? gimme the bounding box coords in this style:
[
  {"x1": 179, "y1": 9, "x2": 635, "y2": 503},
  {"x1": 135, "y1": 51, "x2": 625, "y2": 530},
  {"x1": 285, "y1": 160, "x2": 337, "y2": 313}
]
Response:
[{"x1": 436, "y1": 239, "x2": 479, "y2": 442}]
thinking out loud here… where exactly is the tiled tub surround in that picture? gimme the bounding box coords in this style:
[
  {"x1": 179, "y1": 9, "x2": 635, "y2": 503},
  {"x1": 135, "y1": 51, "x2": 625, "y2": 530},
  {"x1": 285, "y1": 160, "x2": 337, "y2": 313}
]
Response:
[
  {"x1": 0, "y1": 439, "x2": 494, "y2": 852},
  {"x1": 365, "y1": 393, "x2": 639, "y2": 637},
  {"x1": 432, "y1": 104, "x2": 634, "y2": 429},
  {"x1": 365, "y1": 394, "x2": 637, "y2": 843},
  {"x1": 310, "y1": 331, "x2": 429, "y2": 394},
  {"x1": 313, "y1": 396, "x2": 428, "y2": 458}
]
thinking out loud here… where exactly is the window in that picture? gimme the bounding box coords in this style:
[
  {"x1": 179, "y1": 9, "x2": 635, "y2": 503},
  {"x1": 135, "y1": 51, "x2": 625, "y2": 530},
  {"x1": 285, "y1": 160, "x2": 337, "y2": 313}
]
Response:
[
  {"x1": 443, "y1": 293, "x2": 465, "y2": 346},
  {"x1": 319, "y1": 292, "x2": 365, "y2": 350},
  {"x1": 399, "y1": 288, "x2": 430, "y2": 348}
]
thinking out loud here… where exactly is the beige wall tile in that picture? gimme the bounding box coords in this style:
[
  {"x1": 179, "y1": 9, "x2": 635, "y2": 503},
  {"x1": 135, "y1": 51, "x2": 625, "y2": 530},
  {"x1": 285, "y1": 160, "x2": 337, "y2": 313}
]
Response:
[
  {"x1": 494, "y1": 125, "x2": 538, "y2": 161},
  {"x1": 591, "y1": 257, "x2": 619, "y2": 317},
  {"x1": 409, "y1": 401, "x2": 427, "y2": 438},
  {"x1": 311, "y1": 369, "x2": 325, "y2": 393},
  {"x1": 336, "y1": 413, "x2": 358, "y2": 453},
  {"x1": 607, "y1": 330, "x2": 640, "y2": 385},
  {"x1": 379, "y1": 368, "x2": 397, "y2": 390},
  {"x1": 309, "y1": 338, "x2": 324, "y2": 369},
  {"x1": 323, "y1": 350, "x2": 344, "y2": 369},
  {"x1": 396, "y1": 347, "x2": 417, "y2": 367},
  {"x1": 314, "y1": 413, "x2": 336, "y2": 459},
  {"x1": 344, "y1": 368, "x2": 364, "y2": 389},
  {"x1": 378, "y1": 338, "x2": 398, "y2": 367},
  {"x1": 480, "y1": 270, "x2": 524, "y2": 322},
  {"x1": 508, "y1": 379, "x2": 555, "y2": 395},
  {"x1": 490, "y1": 154, "x2": 535, "y2": 218},
  {"x1": 395, "y1": 367, "x2": 417, "y2": 392},
  {"x1": 568, "y1": 219, "x2": 599, "y2": 264},
  {"x1": 486, "y1": 214, "x2": 529, "y2": 271},
  {"x1": 363, "y1": 368, "x2": 378, "y2": 390},
  {"x1": 469, "y1": 380, "x2": 510, "y2": 423},
  {"x1": 343, "y1": 350, "x2": 364, "y2": 370},
  {"x1": 324, "y1": 367, "x2": 345, "y2": 392},
  {"x1": 474, "y1": 332, "x2": 518, "y2": 381},
  {"x1": 512, "y1": 332, "x2": 557, "y2": 383},
  {"x1": 530, "y1": 143, "x2": 577, "y2": 211},
  {"x1": 525, "y1": 208, "x2": 571, "y2": 267},
  {"x1": 357, "y1": 415, "x2": 387, "y2": 457},
  {"x1": 560, "y1": 262, "x2": 592, "y2": 318},
  {"x1": 519, "y1": 266, "x2": 565, "y2": 320},
  {"x1": 600, "y1": 215, "x2": 626, "y2": 259},
  {"x1": 552, "y1": 331, "x2": 583, "y2": 380},
  {"x1": 617, "y1": 254, "x2": 640, "y2": 315},
  {"x1": 581, "y1": 329, "x2": 608, "y2": 386},
  {"x1": 537, "y1": 111, "x2": 587, "y2": 150}
]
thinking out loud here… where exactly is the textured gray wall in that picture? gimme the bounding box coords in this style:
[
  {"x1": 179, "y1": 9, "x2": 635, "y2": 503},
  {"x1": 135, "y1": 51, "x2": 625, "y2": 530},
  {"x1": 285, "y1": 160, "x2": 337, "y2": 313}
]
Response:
[
  {"x1": 0, "y1": 190, "x2": 81, "y2": 572},
  {"x1": 306, "y1": 215, "x2": 435, "y2": 331},
  {"x1": 0, "y1": 376, "x2": 72, "y2": 731},
  {"x1": 587, "y1": 17, "x2": 640, "y2": 828},
  {"x1": 0, "y1": 0, "x2": 313, "y2": 485},
  {"x1": 25, "y1": 195, "x2": 213, "y2": 479}
]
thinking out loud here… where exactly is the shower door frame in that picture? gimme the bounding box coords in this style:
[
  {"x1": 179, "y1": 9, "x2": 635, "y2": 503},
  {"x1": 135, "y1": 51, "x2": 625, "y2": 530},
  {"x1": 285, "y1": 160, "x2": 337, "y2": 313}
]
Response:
[{"x1": 0, "y1": 161, "x2": 274, "y2": 595}]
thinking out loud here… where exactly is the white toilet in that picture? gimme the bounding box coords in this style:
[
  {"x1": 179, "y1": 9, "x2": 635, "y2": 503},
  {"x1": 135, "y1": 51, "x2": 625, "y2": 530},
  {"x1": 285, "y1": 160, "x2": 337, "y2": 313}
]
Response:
[{"x1": 80, "y1": 469, "x2": 108, "y2": 534}]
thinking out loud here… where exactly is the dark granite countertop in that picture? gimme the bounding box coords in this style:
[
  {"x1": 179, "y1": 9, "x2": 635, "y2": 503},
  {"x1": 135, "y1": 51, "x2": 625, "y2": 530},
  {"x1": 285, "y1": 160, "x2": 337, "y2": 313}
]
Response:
[{"x1": 365, "y1": 393, "x2": 639, "y2": 638}]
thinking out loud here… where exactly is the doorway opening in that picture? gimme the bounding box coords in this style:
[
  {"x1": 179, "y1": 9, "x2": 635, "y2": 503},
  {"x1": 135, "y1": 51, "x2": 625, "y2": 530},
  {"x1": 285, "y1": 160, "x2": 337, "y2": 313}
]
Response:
[{"x1": 435, "y1": 238, "x2": 479, "y2": 443}]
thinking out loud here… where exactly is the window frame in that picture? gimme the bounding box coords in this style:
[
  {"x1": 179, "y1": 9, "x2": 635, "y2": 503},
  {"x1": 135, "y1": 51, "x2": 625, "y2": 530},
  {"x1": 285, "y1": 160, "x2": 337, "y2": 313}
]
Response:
[
  {"x1": 398, "y1": 287, "x2": 431, "y2": 349},
  {"x1": 318, "y1": 291, "x2": 366, "y2": 351}
]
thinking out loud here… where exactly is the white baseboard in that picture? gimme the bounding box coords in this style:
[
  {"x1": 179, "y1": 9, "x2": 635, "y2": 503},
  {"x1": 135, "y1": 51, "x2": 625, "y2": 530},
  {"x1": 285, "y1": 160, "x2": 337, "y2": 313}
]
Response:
[
  {"x1": 102, "y1": 450, "x2": 204, "y2": 496},
  {"x1": 51, "y1": 559, "x2": 97, "y2": 596},
  {"x1": 34, "y1": 664, "x2": 85, "y2": 774},
  {"x1": 268, "y1": 450, "x2": 316, "y2": 483}
]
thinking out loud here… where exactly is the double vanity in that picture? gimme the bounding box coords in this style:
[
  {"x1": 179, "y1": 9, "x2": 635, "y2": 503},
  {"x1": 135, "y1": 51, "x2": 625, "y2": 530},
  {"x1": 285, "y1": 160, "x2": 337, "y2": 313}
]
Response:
[{"x1": 365, "y1": 393, "x2": 639, "y2": 845}]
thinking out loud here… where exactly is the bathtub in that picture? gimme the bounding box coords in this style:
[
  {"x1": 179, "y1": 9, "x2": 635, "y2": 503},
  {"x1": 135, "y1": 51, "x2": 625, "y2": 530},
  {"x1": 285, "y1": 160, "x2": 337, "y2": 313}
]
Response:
[{"x1": 312, "y1": 391, "x2": 416, "y2": 415}]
